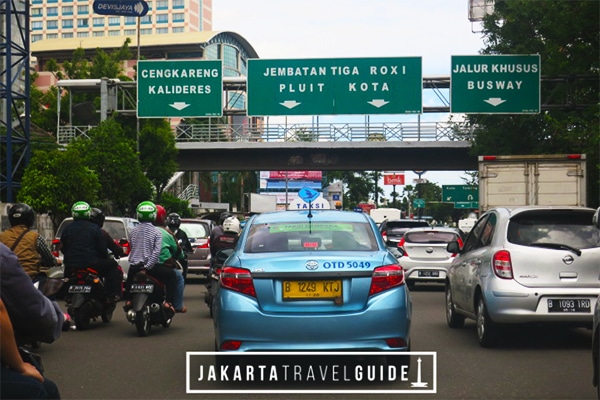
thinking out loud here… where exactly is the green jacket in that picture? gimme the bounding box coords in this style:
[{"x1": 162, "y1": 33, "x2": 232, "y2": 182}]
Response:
[{"x1": 158, "y1": 227, "x2": 184, "y2": 264}]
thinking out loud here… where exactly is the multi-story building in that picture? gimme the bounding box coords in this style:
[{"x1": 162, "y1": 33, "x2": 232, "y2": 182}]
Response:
[{"x1": 30, "y1": 0, "x2": 212, "y2": 43}]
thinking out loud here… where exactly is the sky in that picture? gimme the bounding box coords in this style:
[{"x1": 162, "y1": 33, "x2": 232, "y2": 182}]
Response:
[{"x1": 212, "y1": 0, "x2": 487, "y2": 194}]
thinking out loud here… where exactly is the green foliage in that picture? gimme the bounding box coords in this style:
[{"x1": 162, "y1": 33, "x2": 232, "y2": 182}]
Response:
[
  {"x1": 69, "y1": 118, "x2": 152, "y2": 215},
  {"x1": 138, "y1": 119, "x2": 179, "y2": 202},
  {"x1": 470, "y1": 0, "x2": 600, "y2": 207},
  {"x1": 18, "y1": 148, "x2": 100, "y2": 228},
  {"x1": 158, "y1": 192, "x2": 195, "y2": 218}
]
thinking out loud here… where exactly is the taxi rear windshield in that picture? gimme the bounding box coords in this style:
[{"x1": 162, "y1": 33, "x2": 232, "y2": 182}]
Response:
[{"x1": 244, "y1": 222, "x2": 379, "y2": 253}]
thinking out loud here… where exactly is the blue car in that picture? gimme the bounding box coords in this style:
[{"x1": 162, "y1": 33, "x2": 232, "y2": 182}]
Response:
[{"x1": 213, "y1": 210, "x2": 412, "y2": 359}]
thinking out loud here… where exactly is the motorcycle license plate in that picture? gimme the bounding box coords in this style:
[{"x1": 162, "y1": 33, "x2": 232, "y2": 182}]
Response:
[
  {"x1": 68, "y1": 285, "x2": 92, "y2": 294},
  {"x1": 130, "y1": 283, "x2": 154, "y2": 294}
]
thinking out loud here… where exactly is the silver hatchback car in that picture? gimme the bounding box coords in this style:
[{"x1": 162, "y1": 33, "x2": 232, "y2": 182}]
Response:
[{"x1": 445, "y1": 206, "x2": 600, "y2": 347}]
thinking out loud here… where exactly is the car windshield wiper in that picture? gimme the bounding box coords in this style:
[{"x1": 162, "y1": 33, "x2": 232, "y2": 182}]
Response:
[{"x1": 527, "y1": 242, "x2": 582, "y2": 256}]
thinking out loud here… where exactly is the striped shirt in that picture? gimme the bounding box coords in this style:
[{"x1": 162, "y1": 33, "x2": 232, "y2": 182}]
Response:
[{"x1": 128, "y1": 222, "x2": 162, "y2": 270}]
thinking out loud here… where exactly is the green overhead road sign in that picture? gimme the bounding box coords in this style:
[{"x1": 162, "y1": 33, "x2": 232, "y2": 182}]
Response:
[
  {"x1": 451, "y1": 54, "x2": 540, "y2": 114},
  {"x1": 247, "y1": 57, "x2": 422, "y2": 116},
  {"x1": 442, "y1": 185, "x2": 479, "y2": 209},
  {"x1": 413, "y1": 198, "x2": 426, "y2": 209},
  {"x1": 137, "y1": 60, "x2": 223, "y2": 118}
]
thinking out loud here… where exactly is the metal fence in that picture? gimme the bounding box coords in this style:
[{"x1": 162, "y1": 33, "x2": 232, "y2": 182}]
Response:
[{"x1": 58, "y1": 121, "x2": 473, "y2": 145}]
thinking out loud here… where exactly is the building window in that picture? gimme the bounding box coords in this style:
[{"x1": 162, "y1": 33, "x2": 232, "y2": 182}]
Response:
[
  {"x1": 124, "y1": 29, "x2": 136, "y2": 36},
  {"x1": 31, "y1": 34, "x2": 43, "y2": 42},
  {"x1": 32, "y1": 7, "x2": 43, "y2": 17},
  {"x1": 173, "y1": 0, "x2": 184, "y2": 8},
  {"x1": 47, "y1": 7, "x2": 58, "y2": 16},
  {"x1": 109, "y1": 30, "x2": 120, "y2": 36},
  {"x1": 125, "y1": 16, "x2": 136, "y2": 25},
  {"x1": 141, "y1": 28, "x2": 152, "y2": 35},
  {"x1": 46, "y1": 33, "x2": 58, "y2": 39},
  {"x1": 62, "y1": 32, "x2": 73, "y2": 38},
  {"x1": 32, "y1": 21, "x2": 43, "y2": 30},
  {"x1": 62, "y1": 6, "x2": 73, "y2": 15},
  {"x1": 156, "y1": 27, "x2": 168, "y2": 34},
  {"x1": 108, "y1": 17, "x2": 120, "y2": 26},
  {"x1": 156, "y1": 0, "x2": 168, "y2": 9},
  {"x1": 77, "y1": 5, "x2": 88, "y2": 14},
  {"x1": 172, "y1": 27, "x2": 184, "y2": 33},
  {"x1": 141, "y1": 15, "x2": 152, "y2": 24},
  {"x1": 77, "y1": 31, "x2": 89, "y2": 38},
  {"x1": 93, "y1": 31, "x2": 104, "y2": 37},
  {"x1": 205, "y1": 44, "x2": 219, "y2": 59},
  {"x1": 157, "y1": 13, "x2": 168, "y2": 23},
  {"x1": 31, "y1": 0, "x2": 42, "y2": 4},
  {"x1": 93, "y1": 17, "x2": 104, "y2": 27},
  {"x1": 172, "y1": 13, "x2": 184, "y2": 22},
  {"x1": 62, "y1": 20, "x2": 73, "y2": 28},
  {"x1": 78, "y1": 18, "x2": 89, "y2": 28},
  {"x1": 47, "y1": 20, "x2": 58, "y2": 29}
]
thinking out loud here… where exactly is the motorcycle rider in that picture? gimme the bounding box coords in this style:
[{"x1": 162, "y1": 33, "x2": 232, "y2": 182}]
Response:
[
  {"x1": 155, "y1": 206, "x2": 187, "y2": 313},
  {"x1": 210, "y1": 216, "x2": 241, "y2": 257},
  {"x1": 60, "y1": 201, "x2": 123, "y2": 304},
  {"x1": 90, "y1": 208, "x2": 125, "y2": 259},
  {"x1": 166, "y1": 212, "x2": 192, "y2": 279},
  {"x1": 124, "y1": 201, "x2": 177, "y2": 313},
  {"x1": 0, "y1": 203, "x2": 57, "y2": 283},
  {"x1": 208, "y1": 211, "x2": 233, "y2": 260}
]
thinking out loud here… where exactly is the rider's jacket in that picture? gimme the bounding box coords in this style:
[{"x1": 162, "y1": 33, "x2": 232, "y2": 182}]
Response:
[
  {"x1": 0, "y1": 226, "x2": 41, "y2": 278},
  {"x1": 60, "y1": 219, "x2": 107, "y2": 270}
]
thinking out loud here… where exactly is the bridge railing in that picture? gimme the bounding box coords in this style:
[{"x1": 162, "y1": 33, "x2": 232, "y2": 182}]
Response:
[{"x1": 58, "y1": 121, "x2": 473, "y2": 145}]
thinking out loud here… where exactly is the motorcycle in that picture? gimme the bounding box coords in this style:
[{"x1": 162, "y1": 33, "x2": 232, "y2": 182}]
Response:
[
  {"x1": 65, "y1": 267, "x2": 116, "y2": 330},
  {"x1": 204, "y1": 248, "x2": 233, "y2": 318},
  {"x1": 125, "y1": 270, "x2": 175, "y2": 337}
]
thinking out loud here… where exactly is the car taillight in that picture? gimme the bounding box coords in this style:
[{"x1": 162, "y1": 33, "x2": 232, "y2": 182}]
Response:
[
  {"x1": 369, "y1": 265, "x2": 405, "y2": 296},
  {"x1": 397, "y1": 237, "x2": 408, "y2": 256},
  {"x1": 51, "y1": 239, "x2": 60, "y2": 257},
  {"x1": 493, "y1": 250, "x2": 513, "y2": 279},
  {"x1": 119, "y1": 240, "x2": 130, "y2": 256},
  {"x1": 199, "y1": 241, "x2": 210, "y2": 249},
  {"x1": 382, "y1": 231, "x2": 388, "y2": 242},
  {"x1": 220, "y1": 267, "x2": 256, "y2": 298},
  {"x1": 219, "y1": 340, "x2": 242, "y2": 351}
]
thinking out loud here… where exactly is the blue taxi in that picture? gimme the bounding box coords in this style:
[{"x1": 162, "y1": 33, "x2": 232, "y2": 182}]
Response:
[{"x1": 212, "y1": 209, "x2": 412, "y2": 358}]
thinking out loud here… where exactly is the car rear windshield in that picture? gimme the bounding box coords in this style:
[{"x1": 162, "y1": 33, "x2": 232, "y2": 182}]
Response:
[
  {"x1": 104, "y1": 220, "x2": 130, "y2": 240},
  {"x1": 404, "y1": 231, "x2": 458, "y2": 244},
  {"x1": 180, "y1": 222, "x2": 209, "y2": 239},
  {"x1": 386, "y1": 221, "x2": 429, "y2": 233},
  {"x1": 507, "y1": 211, "x2": 600, "y2": 249},
  {"x1": 244, "y1": 221, "x2": 379, "y2": 253}
]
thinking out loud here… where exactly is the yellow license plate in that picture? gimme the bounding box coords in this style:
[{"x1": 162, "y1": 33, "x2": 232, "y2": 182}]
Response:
[{"x1": 282, "y1": 280, "x2": 342, "y2": 300}]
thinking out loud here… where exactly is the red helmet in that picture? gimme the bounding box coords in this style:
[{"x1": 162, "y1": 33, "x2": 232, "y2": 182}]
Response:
[{"x1": 155, "y1": 204, "x2": 167, "y2": 226}]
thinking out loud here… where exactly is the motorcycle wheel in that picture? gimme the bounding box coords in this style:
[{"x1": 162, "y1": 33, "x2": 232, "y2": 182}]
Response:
[
  {"x1": 134, "y1": 307, "x2": 151, "y2": 337},
  {"x1": 73, "y1": 307, "x2": 91, "y2": 330},
  {"x1": 101, "y1": 304, "x2": 115, "y2": 323}
]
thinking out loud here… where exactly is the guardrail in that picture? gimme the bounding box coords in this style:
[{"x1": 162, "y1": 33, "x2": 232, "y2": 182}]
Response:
[{"x1": 58, "y1": 121, "x2": 473, "y2": 145}]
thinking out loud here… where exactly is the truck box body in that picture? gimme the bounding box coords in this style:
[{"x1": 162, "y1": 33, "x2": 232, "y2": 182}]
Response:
[
  {"x1": 369, "y1": 208, "x2": 402, "y2": 225},
  {"x1": 478, "y1": 154, "x2": 586, "y2": 212},
  {"x1": 249, "y1": 193, "x2": 277, "y2": 213}
]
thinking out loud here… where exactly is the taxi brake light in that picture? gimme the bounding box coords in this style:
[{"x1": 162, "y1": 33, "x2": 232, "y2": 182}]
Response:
[
  {"x1": 220, "y1": 266, "x2": 256, "y2": 298},
  {"x1": 369, "y1": 265, "x2": 405, "y2": 296}
]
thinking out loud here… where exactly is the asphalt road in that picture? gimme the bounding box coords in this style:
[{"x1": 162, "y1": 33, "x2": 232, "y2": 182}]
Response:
[{"x1": 36, "y1": 280, "x2": 596, "y2": 400}]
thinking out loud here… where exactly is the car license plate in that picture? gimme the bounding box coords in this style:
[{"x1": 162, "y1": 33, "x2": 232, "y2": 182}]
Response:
[
  {"x1": 282, "y1": 280, "x2": 342, "y2": 300},
  {"x1": 68, "y1": 285, "x2": 91, "y2": 294},
  {"x1": 130, "y1": 284, "x2": 154, "y2": 294},
  {"x1": 547, "y1": 298, "x2": 591, "y2": 313},
  {"x1": 418, "y1": 270, "x2": 440, "y2": 277}
]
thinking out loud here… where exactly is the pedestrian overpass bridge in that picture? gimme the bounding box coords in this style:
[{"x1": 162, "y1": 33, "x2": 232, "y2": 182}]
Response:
[{"x1": 174, "y1": 121, "x2": 476, "y2": 172}]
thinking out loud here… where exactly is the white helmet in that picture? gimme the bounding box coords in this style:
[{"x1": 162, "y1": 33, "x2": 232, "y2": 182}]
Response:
[{"x1": 223, "y1": 216, "x2": 241, "y2": 235}]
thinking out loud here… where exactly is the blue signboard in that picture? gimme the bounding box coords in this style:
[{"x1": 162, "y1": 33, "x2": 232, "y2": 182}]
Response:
[{"x1": 93, "y1": 0, "x2": 149, "y2": 16}]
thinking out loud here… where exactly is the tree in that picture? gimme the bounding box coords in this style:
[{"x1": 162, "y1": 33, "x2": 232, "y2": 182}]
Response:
[
  {"x1": 69, "y1": 118, "x2": 152, "y2": 215},
  {"x1": 470, "y1": 0, "x2": 599, "y2": 207},
  {"x1": 324, "y1": 171, "x2": 376, "y2": 210},
  {"x1": 138, "y1": 119, "x2": 179, "y2": 203},
  {"x1": 18, "y1": 148, "x2": 101, "y2": 228}
]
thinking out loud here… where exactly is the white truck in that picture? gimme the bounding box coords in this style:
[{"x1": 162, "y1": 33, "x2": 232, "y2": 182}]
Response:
[
  {"x1": 478, "y1": 154, "x2": 587, "y2": 212},
  {"x1": 369, "y1": 207, "x2": 402, "y2": 225},
  {"x1": 249, "y1": 193, "x2": 277, "y2": 213}
]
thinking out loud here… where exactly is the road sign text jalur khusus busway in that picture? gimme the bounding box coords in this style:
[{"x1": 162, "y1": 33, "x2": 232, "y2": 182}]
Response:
[
  {"x1": 247, "y1": 57, "x2": 422, "y2": 116},
  {"x1": 137, "y1": 60, "x2": 223, "y2": 118},
  {"x1": 450, "y1": 54, "x2": 540, "y2": 114}
]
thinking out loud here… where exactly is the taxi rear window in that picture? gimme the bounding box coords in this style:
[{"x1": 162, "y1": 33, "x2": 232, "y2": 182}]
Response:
[{"x1": 244, "y1": 222, "x2": 378, "y2": 253}]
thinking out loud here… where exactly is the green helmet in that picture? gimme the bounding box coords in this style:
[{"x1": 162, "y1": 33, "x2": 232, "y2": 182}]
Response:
[
  {"x1": 136, "y1": 201, "x2": 157, "y2": 222},
  {"x1": 71, "y1": 201, "x2": 91, "y2": 219}
]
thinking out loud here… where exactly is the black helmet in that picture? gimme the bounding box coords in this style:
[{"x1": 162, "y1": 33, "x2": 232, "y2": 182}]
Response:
[
  {"x1": 90, "y1": 208, "x2": 105, "y2": 228},
  {"x1": 167, "y1": 212, "x2": 181, "y2": 230},
  {"x1": 218, "y1": 212, "x2": 233, "y2": 225},
  {"x1": 8, "y1": 203, "x2": 35, "y2": 228}
]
